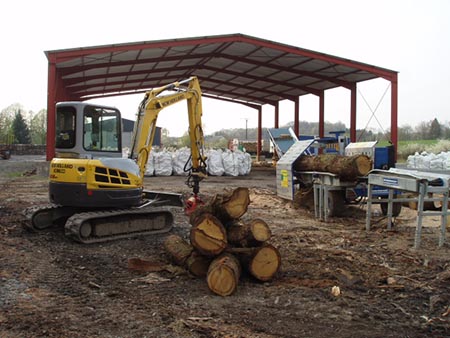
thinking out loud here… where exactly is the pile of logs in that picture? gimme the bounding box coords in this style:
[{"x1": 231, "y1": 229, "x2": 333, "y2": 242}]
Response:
[{"x1": 164, "y1": 187, "x2": 281, "y2": 297}]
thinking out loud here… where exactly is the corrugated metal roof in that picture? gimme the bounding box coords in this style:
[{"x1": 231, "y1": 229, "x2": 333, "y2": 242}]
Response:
[{"x1": 45, "y1": 33, "x2": 397, "y2": 106}]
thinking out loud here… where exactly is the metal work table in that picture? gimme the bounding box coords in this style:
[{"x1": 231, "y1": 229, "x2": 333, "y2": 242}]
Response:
[{"x1": 366, "y1": 168, "x2": 450, "y2": 249}]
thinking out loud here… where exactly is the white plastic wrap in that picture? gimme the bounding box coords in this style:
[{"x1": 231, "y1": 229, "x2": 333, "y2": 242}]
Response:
[
  {"x1": 235, "y1": 150, "x2": 252, "y2": 175},
  {"x1": 406, "y1": 154, "x2": 416, "y2": 169},
  {"x1": 144, "y1": 151, "x2": 155, "y2": 176},
  {"x1": 244, "y1": 151, "x2": 252, "y2": 175},
  {"x1": 406, "y1": 150, "x2": 450, "y2": 170},
  {"x1": 154, "y1": 150, "x2": 173, "y2": 176},
  {"x1": 222, "y1": 149, "x2": 239, "y2": 176},
  {"x1": 172, "y1": 147, "x2": 191, "y2": 176},
  {"x1": 207, "y1": 149, "x2": 225, "y2": 176}
]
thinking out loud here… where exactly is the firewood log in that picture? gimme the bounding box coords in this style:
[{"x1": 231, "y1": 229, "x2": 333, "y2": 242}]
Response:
[
  {"x1": 228, "y1": 244, "x2": 281, "y2": 281},
  {"x1": 227, "y1": 219, "x2": 271, "y2": 247},
  {"x1": 185, "y1": 251, "x2": 212, "y2": 277},
  {"x1": 294, "y1": 154, "x2": 372, "y2": 181},
  {"x1": 163, "y1": 234, "x2": 194, "y2": 266},
  {"x1": 190, "y1": 187, "x2": 250, "y2": 224},
  {"x1": 190, "y1": 213, "x2": 227, "y2": 256},
  {"x1": 206, "y1": 253, "x2": 241, "y2": 296}
]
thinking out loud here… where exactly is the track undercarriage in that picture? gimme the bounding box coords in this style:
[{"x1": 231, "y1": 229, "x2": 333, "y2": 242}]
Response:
[{"x1": 24, "y1": 191, "x2": 184, "y2": 244}]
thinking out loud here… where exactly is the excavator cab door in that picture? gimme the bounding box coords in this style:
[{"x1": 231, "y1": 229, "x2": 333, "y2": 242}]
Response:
[{"x1": 55, "y1": 102, "x2": 123, "y2": 159}]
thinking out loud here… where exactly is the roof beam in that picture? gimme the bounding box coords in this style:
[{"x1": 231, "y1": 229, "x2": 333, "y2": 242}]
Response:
[
  {"x1": 216, "y1": 54, "x2": 354, "y2": 89},
  {"x1": 234, "y1": 34, "x2": 398, "y2": 81},
  {"x1": 200, "y1": 65, "x2": 321, "y2": 96}
]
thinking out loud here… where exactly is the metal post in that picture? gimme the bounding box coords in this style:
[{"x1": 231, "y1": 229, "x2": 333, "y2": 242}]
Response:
[
  {"x1": 324, "y1": 186, "x2": 329, "y2": 222},
  {"x1": 439, "y1": 191, "x2": 448, "y2": 247},
  {"x1": 414, "y1": 182, "x2": 426, "y2": 249},
  {"x1": 314, "y1": 183, "x2": 319, "y2": 219},
  {"x1": 319, "y1": 184, "x2": 323, "y2": 220},
  {"x1": 366, "y1": 183, "x2": 373, "y2": 231},
  {"x1": 387, "y1": 189, "x2": 394, "y2": 230}
]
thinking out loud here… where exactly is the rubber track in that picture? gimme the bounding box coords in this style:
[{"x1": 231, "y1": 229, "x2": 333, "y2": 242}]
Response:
[
  {"x1": 64, "y1": 206, "x2": 175, "y2": 244},
  {"x1": 23, "y1": 204, "x2": 73, "y2": 231}
]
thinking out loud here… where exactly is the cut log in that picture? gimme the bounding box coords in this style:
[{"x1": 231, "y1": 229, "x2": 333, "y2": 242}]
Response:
[
  {"x1": 215, "y1": 187, "x2": 250, "y2": 220},
  {"x1": 229, "y1": 244, "x2": 281, "y2": 281},
  {"x1": 190, "y1": 213, "x2": 227, "y2": 256},
  {"x1": 127, "y1": 258, "x2": 166, "y2": 272},
  {"x1": 185, "y1": 251, "x2": 212, "y2": 277},
  {"x1": 190, "y1": 187, "x2": 251, "y2": 224},
  {"x1": 163, "y1": 234, "x2": 194, "y2": 266},
  {"x1": 206, "y1": 253, "x2": 241, "y2": 296},
  {"x1": 294, "y1": 154, "x2": 372, "y2": 181},
  {"x1": 227, "y1": 219, "x2": 271, "y2": 247}
]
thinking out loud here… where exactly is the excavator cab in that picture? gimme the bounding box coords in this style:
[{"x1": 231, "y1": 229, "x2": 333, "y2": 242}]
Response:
[{"x1": 55, "y1": 102, "x2": 123, "y2": 159}]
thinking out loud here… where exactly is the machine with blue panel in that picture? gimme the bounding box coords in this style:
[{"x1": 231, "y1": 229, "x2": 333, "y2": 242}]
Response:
[{"x1": 271, "y1": 129, "x2": 400, "y2": 218}]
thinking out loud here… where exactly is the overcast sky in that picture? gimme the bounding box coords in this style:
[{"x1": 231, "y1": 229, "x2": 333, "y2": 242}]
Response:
[{"x1": 1, "y1": 0, "x2": 449, "y2": 137}]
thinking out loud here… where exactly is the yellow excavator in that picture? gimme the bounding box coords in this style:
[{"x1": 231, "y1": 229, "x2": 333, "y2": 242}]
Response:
[{"x1": 26, "y1": 76, "x2": 207, "y2": 243}]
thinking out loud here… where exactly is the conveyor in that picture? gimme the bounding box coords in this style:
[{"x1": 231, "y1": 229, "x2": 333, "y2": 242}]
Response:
[{"x1": 366, "y1": 168, "x2": 450, "y2": 248}]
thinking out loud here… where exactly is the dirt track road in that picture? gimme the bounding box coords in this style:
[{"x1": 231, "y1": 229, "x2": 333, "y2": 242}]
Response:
[{"x1": 0, "y1": 162, "x2": 449, "y2": 337}]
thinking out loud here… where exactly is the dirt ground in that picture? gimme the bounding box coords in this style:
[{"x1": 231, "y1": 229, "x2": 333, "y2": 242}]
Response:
[{"x1": 0, "y1": 159, "x2": 449, "y2": 338}]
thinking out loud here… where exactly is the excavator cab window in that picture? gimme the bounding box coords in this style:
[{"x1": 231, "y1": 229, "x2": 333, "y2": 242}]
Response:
[
  {"x1": 83, "y1": 106, "x2": 121, "y2": 152},
  {"x1": 55, "y1": 106, "x2": 76, "y2": 149}
]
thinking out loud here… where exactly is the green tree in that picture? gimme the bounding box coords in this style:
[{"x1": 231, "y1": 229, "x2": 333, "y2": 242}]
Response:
[
  {"x1": 12, "y1": 111, "x2": 31, "y2": 144},
  {"x1": 0, "y1": 103, "x2": 23, "y2": 144},
  {"x1": 398, "y1": 124, "x2": 414, "y2": 141},
  {"x1": 429, "y1": 118, "x2": 441, "y2": 139},
  {"x1": 30, "y1": 109, "x2": 47, "y2": 144}
]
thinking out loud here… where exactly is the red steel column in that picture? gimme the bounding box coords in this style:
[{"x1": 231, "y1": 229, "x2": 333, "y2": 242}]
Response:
[
  {"x1": 350, "y1": 84, "x2": 357, "y2": 142},
  {"x1": 274, "y1": 101, "x2": 279, "y2": 128},
  {"x1": 391, "y1": 73, "x2": 398, "y2": 160},
  {"x1": 257, "y1": 106, "x2": 262, "y2": 161},
  {"x1": 46, "y1": 59, "x2": 57, "y2": 161},
  {"x1": 294, "y1": 97, "x2": 299, "y2": 136},
  {"x1": 319, "y1": 91, "x2": 325, "y2": 138}
]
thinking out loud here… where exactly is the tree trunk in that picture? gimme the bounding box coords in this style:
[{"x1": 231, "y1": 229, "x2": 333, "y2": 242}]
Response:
[
  {"x1": 206, "y1": 253, "x2": 241, "y2": 296},
  {"x1": 227, "y1": 219, "x2": 271, "y2": 247},
  {"x1": 294, "y1": 154, "x2": 372, "y2": 181},
  {"x1": 229, "y1": 244, "x2": 281, "y2": 281},
  {"x1": 190, "y1": 187, "x2": 250, "y2": 224},
  {"x1": 163, "y1": 234, "x2": 194, "y2": 266},
  {"x1": 190, "y1": 213, "x2": 227, "y2": 256},
  {"x1": 185, "y1": 251, "x2": 212, "y2": 277}
]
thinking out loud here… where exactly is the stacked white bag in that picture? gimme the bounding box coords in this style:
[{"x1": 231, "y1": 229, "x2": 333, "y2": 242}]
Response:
[
  {"x1": 222, "y1": 149, "x2": 239, "y2": 176},
  {"x1": 207, "y1": 149, "x2": 225, "y2": 176},
  {"x1": 154, "y1": 150, "x2": 173, "y2": 176},
  {"x1": 144, "y1": 148, "x2": 252, "y2": 176},
  {"x1": 406, "y1": 151, "x2": 450, "y2": 170},
  {"x1": 145, "y1": 151, "x2": 155, "y2": 176},
  {"x1": 172, "y1": 147, "x2": 192, "y2": 176}
]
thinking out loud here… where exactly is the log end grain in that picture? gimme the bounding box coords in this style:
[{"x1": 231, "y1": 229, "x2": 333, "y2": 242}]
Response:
[
  {"x1": 249, "y1": 244, "x2": 281, "y2": 282},
  {"x1": 190, "y1": 213, "x2": 227, "y2": 256},
  {"x1": 222, "y1": 187, "x2": 250, "y2": 219},
  {"x1": 249, "y1": 219, "x2": 272, "y2": 242},
  {"x1": 164, "y1": 234, "x2": 194, "y2": 266},
  {"x1": 354, "y1": 155, "x2": 372, "y2": 176},
  {"x1": 186, "y1": 252, "x2": 212, "y2": 277},
  {"x1": 207, "y1": 254, "x2": 241, "y2": 296}
]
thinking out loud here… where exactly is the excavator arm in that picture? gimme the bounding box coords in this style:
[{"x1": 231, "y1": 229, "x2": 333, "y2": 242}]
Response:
[{"x1": 129, "y1": 76, "x2": 207, "y2": 196}]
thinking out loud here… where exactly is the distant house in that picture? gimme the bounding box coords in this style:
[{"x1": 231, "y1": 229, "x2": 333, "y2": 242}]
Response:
[{"x1": 121, "y1": 118, "x2": 161, "y2": 149}]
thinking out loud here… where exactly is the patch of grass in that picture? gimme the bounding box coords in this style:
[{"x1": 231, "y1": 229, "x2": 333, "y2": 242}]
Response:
[
  {"x1": 5, "y1": 171, "x2": 24, "y2": 178},
  {"x1": 395, "y1": 139, "x2": 450, "y2": 162}
]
